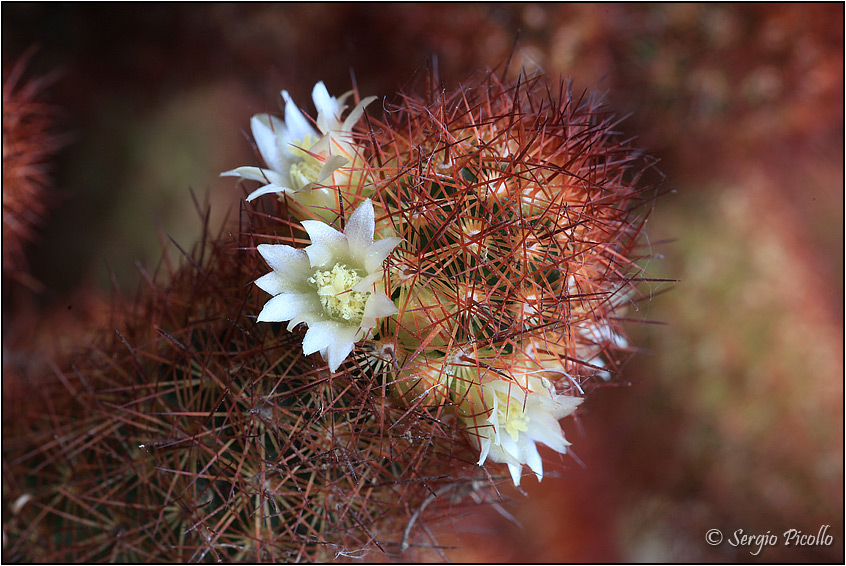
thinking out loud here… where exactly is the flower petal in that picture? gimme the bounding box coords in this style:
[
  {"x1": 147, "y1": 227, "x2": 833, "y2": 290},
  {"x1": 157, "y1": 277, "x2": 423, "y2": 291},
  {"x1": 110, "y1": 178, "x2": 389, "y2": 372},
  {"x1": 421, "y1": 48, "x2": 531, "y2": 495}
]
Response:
[
  {"x1": 551, "y1": 395, "x2": 583, "y2": 420},
  {"x1": 485, "y1": 439, "x2": 514, "y2": 467},
  {"x1": 363, "y1": 237, "x2": 402, "y2": 274},
  {"x1": 302, "y1": 221, "x2": 347, "y2": 265},
  {"x1": 287, "y1": 309, "x2": 322, "y2": 332},
  {"x1": 312, "y1": 82, "x2": 342, "y2": 133},
  {"x1": 344, "y1": 199, "x2": 375, "y2": 260},
  {"x1": 526, "y1": 417, "x2": 569, "y2": 455},
  {"x1": 362, "y1": 292, "x2": 399, "y2": 320},
  {"x1": 257, "y1": 244, "x2": 311, "y2": 277},
  {"x1": 306, "y1": 133, "x2": 333, "y2": 156},
  {"x1": 220, "y1": 166, "x2": 285, "y2": 186},
  {"x1": 351, "y1": 272, "x2": 381, "y2": 293},
  {"x1": 303, "y1": 244, "x2": 334, "y2": 269},
  {"x1": 581, "y1": 322, "x2": 628, "y2": 349},
  {"x1": 301, "y1": 320, "x2": 341, "y2": 356},
  {"x1": 255, "y1": 272, "x2": 291, "y2": 296},
  {"x1": 498, "y1": 425, "x2": 522, "y2": 462},
  {"x1": 290, "y1": 187, "x2": 340, "y2": 222},
  {"x1": 311, "y1": 82, "x2": 335, "y2": 114},
  {"x1": 316, "y1": 154, "x2": 349, "y2": 183},
  {"x1": 507, "y1": 462, "x2": 523, "y2": 487},
  {"x1": 250, "y1": 114, "x2": 286, "y2": 172},
  {"x1": 477, "y1": 432, "x2": 492, "y2": 465},
  {"x1": 325, "y1": 325, "x2": 359, "y2": 372},
  {"x1": 257, "y1": 293, "x2": 320, "y2": 323},
  {"x1": 246, "y1": 184, "x2": 290, "y2": 202},
  {"x1": 524, "y1": 441, "x2": 544, "y2": 481},
  {"x1": 341, "y1": 95, "x2": 377, "y2": 132},
  {"x1": 280, "y1": 90, "x2": 317, "y2": 141},
  {"x1": 588, "y1": 357, "x2": 612, "y2": 381}
]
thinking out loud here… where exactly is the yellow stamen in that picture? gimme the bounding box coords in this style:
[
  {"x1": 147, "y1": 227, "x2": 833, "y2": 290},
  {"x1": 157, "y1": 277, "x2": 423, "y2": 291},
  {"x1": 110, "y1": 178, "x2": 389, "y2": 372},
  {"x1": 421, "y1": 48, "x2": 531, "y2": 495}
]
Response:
[
  {"x1": 308, "y1": 264, "x2": 370, "y2": 322},
  {"x1": 497, "y1": 391, "x2": 529, "y2": 441},
  {"x1": 288, "y1": 134, "x2": 324, "y2": 190}
]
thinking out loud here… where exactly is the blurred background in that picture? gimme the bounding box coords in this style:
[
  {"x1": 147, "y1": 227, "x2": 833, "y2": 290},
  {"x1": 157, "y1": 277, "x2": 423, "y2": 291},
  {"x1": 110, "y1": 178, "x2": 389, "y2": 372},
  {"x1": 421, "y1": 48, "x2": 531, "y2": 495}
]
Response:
[{"x1": 3, "y1": 3, "x2": 842, "y2": 562}]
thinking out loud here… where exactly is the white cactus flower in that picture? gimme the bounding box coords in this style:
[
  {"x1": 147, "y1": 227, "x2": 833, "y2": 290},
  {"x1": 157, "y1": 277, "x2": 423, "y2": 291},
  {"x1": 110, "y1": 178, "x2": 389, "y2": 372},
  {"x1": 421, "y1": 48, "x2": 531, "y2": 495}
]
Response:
[
  {"x1": 470, "y1": 375, "x2": 582, "y2": 486},
  {"x1": 254, "y1": 199, "x2": 401, "y2": 372},
  {"x1": 579, "y1": 321, "x2": 629, "y2": 350},
  {"x1": 222, "y1": 81, "x2": 376, "y2": 213}
]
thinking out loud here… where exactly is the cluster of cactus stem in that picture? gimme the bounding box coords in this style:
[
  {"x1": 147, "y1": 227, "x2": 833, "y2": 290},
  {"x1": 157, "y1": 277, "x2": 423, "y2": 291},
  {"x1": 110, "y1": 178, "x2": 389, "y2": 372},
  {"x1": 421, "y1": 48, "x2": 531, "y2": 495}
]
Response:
[
  {"x1": 2, "y1": 68, "x2": 658, "y2": 561},
  {"x1": 2, "y1": 53, "x2": 61, "y2": 290},
  {"x1": 373, "y1": 72, "x2": 651, "y2": 401}
]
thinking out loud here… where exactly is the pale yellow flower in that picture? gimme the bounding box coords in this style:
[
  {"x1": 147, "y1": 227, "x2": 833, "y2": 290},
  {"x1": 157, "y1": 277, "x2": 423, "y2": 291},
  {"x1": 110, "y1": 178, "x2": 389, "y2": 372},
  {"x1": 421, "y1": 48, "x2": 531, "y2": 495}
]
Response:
[
  {"x1": 466, "y1": 373, "x2": 582, "y2": 486},
  {"x1": 254, "y1": 199, "x2": 401, "y2": 372},
  {"x1": 222, "y1": 82, "x2": 376, "y2": 218}
]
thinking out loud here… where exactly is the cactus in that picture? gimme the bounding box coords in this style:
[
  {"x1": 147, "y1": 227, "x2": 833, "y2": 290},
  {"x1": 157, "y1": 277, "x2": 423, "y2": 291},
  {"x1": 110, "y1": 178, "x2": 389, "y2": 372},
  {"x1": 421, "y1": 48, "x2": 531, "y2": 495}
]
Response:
[
  {"x1": 2, "y1": 52, "x2": 62, "y2": 291},
  {"x1": 234, "y1": 69, "x2": 660, "y2": 486},
  {"x1": 2, "y1": 68, "x2": 660, "y2": 562}
]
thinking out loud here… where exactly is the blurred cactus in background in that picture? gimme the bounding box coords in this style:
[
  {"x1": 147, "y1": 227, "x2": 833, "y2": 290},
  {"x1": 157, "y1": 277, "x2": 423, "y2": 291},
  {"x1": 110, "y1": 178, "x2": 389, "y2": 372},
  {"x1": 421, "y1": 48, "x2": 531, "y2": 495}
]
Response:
[{"x1": 2, "y1": 52, "x2": 62, "y2": 291}]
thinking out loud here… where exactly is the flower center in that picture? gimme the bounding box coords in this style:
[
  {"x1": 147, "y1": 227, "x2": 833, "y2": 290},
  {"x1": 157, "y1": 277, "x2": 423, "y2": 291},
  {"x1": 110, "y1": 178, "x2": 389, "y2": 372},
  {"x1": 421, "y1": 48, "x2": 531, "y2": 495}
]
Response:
[
  {"x1": 308, "y1": 263, "x2": 370, "y2": 323},
  {"x1": 289, "y1": 159, "x2": 323, "y2": 190},
  {"x1": 496, "y1": 391, "x2": 529, "y2": 441},
  {"x1": 288, "y1": 134, "x2": 323, "y2": 190}
]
